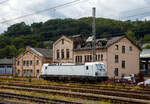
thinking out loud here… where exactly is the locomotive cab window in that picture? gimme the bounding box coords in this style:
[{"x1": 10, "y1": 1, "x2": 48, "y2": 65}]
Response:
[{"x1": 86, "y1": 66, "x2": 88, "y2": 70}]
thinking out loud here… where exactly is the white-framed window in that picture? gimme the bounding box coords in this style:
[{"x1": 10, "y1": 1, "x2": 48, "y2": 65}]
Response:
[{"x1": 115, "y1": 45, "x2": 119, "y2": 50}]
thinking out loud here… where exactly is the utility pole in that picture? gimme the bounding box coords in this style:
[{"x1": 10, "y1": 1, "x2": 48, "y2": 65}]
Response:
[{"x1": 92, "y1": 7, "x2": 96, "y2": 62}]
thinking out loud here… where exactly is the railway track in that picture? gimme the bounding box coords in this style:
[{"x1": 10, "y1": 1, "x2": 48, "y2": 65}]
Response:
[
  {"x1": 0, "y1": 79, "x2": 150, "y2": 103},
  {"x1": 0, "y1": 91, "x2": 82, "y2": 104},
  {"x1": 0, "y1": 85, "x2": 150, "y2": 104},
  {"x1": 0, "y1": 77, "x2": 150, "y2": 91},
  {"x1": 1, "y1": 79, "x2": 150, "y2": 92},
  {"x1": 1, "y1": 82, "x2": 150, "y2": 94},
  {"x1": 0, "y1": 100, "x2": 25, "y2": 104}
]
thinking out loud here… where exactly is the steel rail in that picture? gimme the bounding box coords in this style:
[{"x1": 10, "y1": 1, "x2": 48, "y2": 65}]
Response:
[
  {"x1": 0, "y1": 91, "x2": 82, "y2": 104},
  {"x1": 0, "y1": 85, "x2": 150, "y2": 104}
]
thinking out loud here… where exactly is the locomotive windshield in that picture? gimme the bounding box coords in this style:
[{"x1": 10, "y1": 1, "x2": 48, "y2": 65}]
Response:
[{"x1": 96, "y1": 64, "x2": 106, "y2": 71}]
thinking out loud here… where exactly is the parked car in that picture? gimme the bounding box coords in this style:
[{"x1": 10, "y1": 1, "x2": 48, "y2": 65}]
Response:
[
  {"x1": 137, "y1": 79, "x2": 150, "y2": 86},
  {"x1": 119, "y1": 74, "x2": 136, "y2": 84}
]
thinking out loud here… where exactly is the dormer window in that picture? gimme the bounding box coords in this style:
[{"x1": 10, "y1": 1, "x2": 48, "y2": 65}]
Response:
[
  {"x1": 97, "y1": 41, "x2": 102, "y2": 47},
  {"x1": 86, "y1": 43, "x2": 92, "y2": 48}
]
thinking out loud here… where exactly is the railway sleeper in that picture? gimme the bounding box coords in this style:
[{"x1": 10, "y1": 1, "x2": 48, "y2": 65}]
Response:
[{"x1": 0, "y1": 86, "x2": 150, "y2": 104}]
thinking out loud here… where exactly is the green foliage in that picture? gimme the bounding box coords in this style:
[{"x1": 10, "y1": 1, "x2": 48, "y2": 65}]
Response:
[
  {"x1": 0, "y1": 45, "x2": 17, "y2": 58},
  {"x1": 126, "y1": 30, "x2": 136, "y2": 43},
  {"x1": 0, "y1": 17, "x2": 150, "y2": 58},
  {"x1": 17, "y1": 48, "x2": 24, "y2": 55},
  {"x1": 141, "y1": 34, "x2": 150, "y2": 43},
  {"x1": 4, "y1": 22, "x2": 31, "y2": 37},
  {"x1": 143, "y1": 44, "x2": 150, "y2": 49}
]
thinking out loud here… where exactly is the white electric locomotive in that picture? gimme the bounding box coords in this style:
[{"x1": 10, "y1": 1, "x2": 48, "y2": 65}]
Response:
[{"x1": 41, "y1": 62, "x2": 108, "y2": 82}]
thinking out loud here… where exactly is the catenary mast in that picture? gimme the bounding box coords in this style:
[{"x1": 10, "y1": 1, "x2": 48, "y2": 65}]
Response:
[{"x1": 92, "y1": 7, "x2": 96, "y2": 62}]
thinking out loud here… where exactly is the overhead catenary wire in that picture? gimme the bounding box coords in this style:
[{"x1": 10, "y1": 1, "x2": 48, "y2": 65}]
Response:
[
  {"x1": 120, "y1": 11, "x2": 150, "y2": 20},
  {"x1": 122, "y1": 6, "x2": 150, "y2": 14},
  {"x1": 1, "y1": 0, "x2": 150, "y2": 24},
  {"x1": 1, "y1": 0, "x2": 150, "y2": 34},
  {"x1": 0, "y1": 0, "x2": 82, "y2": 24}
]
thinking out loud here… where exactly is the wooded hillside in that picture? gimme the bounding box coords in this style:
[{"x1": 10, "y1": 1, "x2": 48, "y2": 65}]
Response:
[{"x1": 0, "y1": 17, "x2": 150, "y2": 58}]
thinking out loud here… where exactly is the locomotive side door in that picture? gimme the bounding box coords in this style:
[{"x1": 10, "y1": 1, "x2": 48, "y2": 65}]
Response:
[{"x1": 85, "y1": 65, "x2": 92, "y2": 76}]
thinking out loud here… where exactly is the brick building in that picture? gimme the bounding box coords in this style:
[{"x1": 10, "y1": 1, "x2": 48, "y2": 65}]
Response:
[
  {"x1": 53, "y1": 35, "x2": 85, "y2": 63},
  {"x1": 14, "y1": 46, "x2": 53, "y2": 77},
  {"x1": 53, "y1": 35, "x2": 141, "y2": 78}
]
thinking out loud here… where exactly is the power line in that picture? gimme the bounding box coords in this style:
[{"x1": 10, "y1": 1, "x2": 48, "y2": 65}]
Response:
[
  {"x1": 0, "y1": 0, "x2": 82, "y2": 24},
  {"x1": 48, "y1": 0, "x2": 89, "y2": 19},
  {"x1": 122, "y1": 6, "x2": 150, "y2": 14},
  {"x1": 120, "y1": 11, "x2": 150, "y2": 20}
]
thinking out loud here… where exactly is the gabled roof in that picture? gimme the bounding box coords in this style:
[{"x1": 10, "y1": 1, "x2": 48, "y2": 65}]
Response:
[
  {"x1": 31, "y1": 48, "x2": 53, "y2": 58},
  {"x1": 74, "y1": 36, "x2": 124, "y2": 50},
  {"x1": 0, "y1": 58, "x2": 13, "y2": 65},
  {"x1": 53, "y1": 35, "x2": 73, "y2": 46},
  {"x1": 106, "y1": 36, "x2": 125, "y2": 47},
  {"x1": 74, "y1": 35, "x2": 141, "y2": 51},
  {"x1": 16, "y1": 46, "x2": 53, "y2": 59}
]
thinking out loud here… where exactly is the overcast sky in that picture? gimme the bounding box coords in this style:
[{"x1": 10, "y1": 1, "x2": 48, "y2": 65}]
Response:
[{"x1": 0, "y1": 0, "x2": 150, "y2": 33}]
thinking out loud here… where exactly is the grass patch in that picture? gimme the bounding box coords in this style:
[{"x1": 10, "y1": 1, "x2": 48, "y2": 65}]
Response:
[{"x1": 0, "y1": 88, "x2": 111, "y2": 104}]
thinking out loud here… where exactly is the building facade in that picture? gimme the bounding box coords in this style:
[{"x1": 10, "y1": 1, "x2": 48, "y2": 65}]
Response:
[
  {"x1": 53, "y1": 35, "x2": 74, "y2": 63},
  {"x1": 53, "y1": 35, "x2": 141, "y2": 78},
  {"x1": 0, "y1": 58, "x2": 13, "y2": 74},
  {"x1": 106, "y1": 37, "x2": 140, "y2": 78},
  {"x1": 53, "y1": 35, "x2": 85, "y2": 63},
  {"x1": 14, "y1": 46, "x2": 53, "y2": 77}
]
